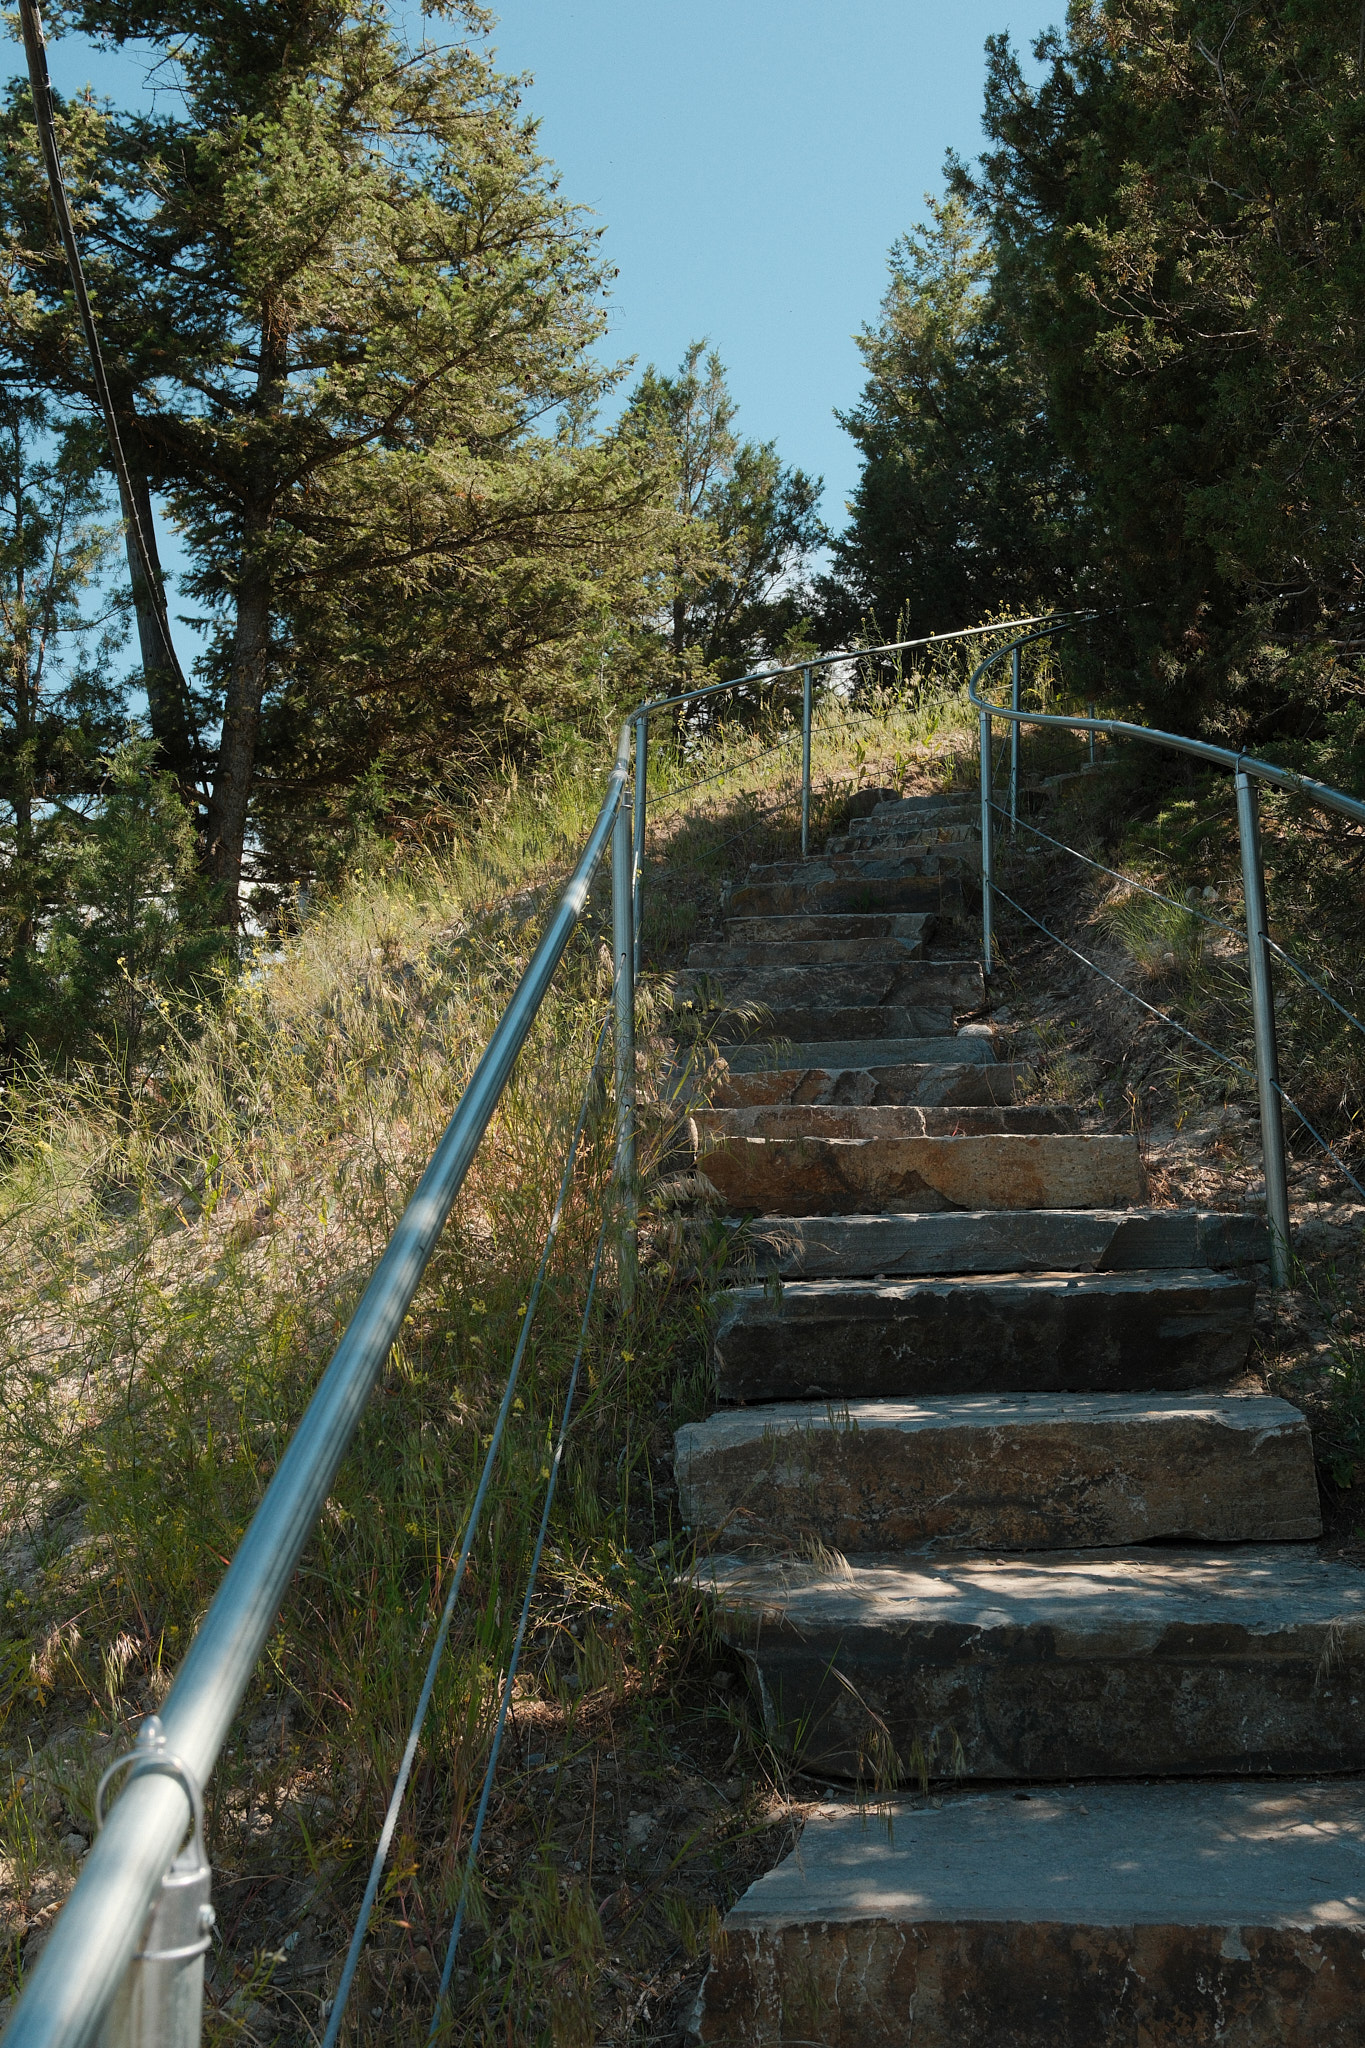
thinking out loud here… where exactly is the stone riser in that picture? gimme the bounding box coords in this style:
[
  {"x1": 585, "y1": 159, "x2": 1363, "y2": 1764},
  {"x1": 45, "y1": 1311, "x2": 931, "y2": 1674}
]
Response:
[
  {"x1": 713, "y1": 1005, "x2": 957, "y2": 1042},
  {"x1": 680, "y1": 962, "x2": 985, "y2": 1008},
  {"x1": 725, "y1": 913, "x2": 934, "y2": 944},
  {"x1": 675, "y1": 1394, "x2": 1319, "y2": 1552},
  {"x1": 703, "y1": 1548, "x2": 1365, "y2": 1781},
  {"x1": 729, "y1": 877, "x2": 963, "y2": 917},
  {"x1": 693, "y1": 1786, "x2": 1365, "y2": 2048},
  {"x1": 698, "y1": 1133, "x2": 1147, "y2": 1218},
  {"x1": 729, "y1": 1208, "x2": 1270, "y2": 1276},
  {"x1": 712, "y1": 1269, "x2": 1254, "y2": 1400},
  {"x1": 718, "y1": 1036, "x2": 996, "y2": 1072},
  {"x1": 708, "y1": 1063, "x2": 1024, "y2": 1109},
  {"x1": 687, "y1": 940, "x2": 927, "y2": 967},
  {"x1": 692, "y1": 1104, "x2": 1078, "y2": 1140}
]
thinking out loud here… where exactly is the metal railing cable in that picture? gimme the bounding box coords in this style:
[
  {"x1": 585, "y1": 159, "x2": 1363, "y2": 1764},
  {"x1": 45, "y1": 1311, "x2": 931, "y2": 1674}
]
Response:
[
  {"x1": 426, "y1": 1197, "x2": 613, "y2": 2039},
  {"x1": 971, "y1": 619, "x2": 1365, "y2": 1280},
  {"x1": 1266, "y1": 940, "x2": 1365, "y2": 1042},
  {"x1": 992, "y1": 883, "x2": 1365, "y2": 1205},
  {"x1": 1, "y1": 728, "x2": 633, "y2": 2048},
  {"x1": 995, "y1": 803, "x2": 1245, "y2": 943},
  {"x1": 319, "y1": 1011, "x2": 614, "y2": 2048}
]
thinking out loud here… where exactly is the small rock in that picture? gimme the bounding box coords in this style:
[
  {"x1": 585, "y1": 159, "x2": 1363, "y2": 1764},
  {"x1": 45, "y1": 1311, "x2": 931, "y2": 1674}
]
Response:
[
  {"x1": 59, "y1": 1833, "x2": 88, "y2": 1858},
  {"x1": 626, "y1": 1812, "x2": 656, "y2": 1848}
]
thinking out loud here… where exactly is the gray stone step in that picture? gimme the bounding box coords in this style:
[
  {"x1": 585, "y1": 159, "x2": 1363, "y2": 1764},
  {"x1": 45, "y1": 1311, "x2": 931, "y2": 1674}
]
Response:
[
  {"x1": 720, "y1": 1036, "x2": 997, "y2": 1071},
  {"x1": 675, "y1": 1393, "x2": 1318, "y2": 1552},
  {"x1": 745, "y1": 853, "x2": 973, "y2": 883},
  {"x1": 692, "y1": 1104, "x2": 1078, "y2": 1142},
  {"x1": 710, "y1": 1061, "x2": 1024, "y2": 1109},
  {"x1": 698, "y1": 1131, "x2": 1147, "y2": 1217},
  {"x1": 676, "y1": 960, "x2": 985, "y2": 1012},
  {"x1": 699, "y1": 1546, "x2": 1365, "y2": 1781},
  {"x1": 687, "y1": 938, "x2": 926, "y2": 968},
  {"x1": 730, "y1": 1206, "x2": 1269, "y2": 1276},
  {"x1": 730, "y1": 873, "x2": 959, "y2": 917},
  {"x1": 712, "y1": 1268, "x2": 1253, "y2": 1400},
  {"x1": 692, "y1": 1783, "x2": 1365, "y2": 2047},
  {"x1": 713, "y1": 1003, "x2": 957, "y2": 1042},
  {"x1": 829, "y1": 827, "x2": 982, "y2": 864},
  {"x1": 725, "y1": 913, "x2": 934, "y2": 946}
]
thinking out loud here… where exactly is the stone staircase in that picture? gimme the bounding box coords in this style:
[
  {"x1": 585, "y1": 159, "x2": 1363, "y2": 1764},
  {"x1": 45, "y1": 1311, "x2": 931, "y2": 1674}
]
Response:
[{"x1": 676, "y1": 792, "x2": 1365, "y2": 2046}]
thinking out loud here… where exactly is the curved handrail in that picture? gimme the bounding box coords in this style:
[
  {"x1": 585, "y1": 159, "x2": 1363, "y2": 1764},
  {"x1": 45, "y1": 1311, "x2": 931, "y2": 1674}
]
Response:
[
  {"x1": 2, "y1": 732, "x2": 635, "y2": 2048},
  {"x1": 965, "y1": 616, "x2": 1365, "y2": 828}
]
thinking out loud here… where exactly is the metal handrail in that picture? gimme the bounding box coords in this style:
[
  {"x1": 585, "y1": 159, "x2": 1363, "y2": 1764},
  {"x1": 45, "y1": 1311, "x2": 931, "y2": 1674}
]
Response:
[
  {"x1": 2, "y1": 731, "x2": 634, "y2": 2048},
  {"x1": 4, "y1": 612, "x2": 1052, "y2": 2048},
  {"x1": 967, "y1": 618, "x2": 1365, "y2": 1289}
]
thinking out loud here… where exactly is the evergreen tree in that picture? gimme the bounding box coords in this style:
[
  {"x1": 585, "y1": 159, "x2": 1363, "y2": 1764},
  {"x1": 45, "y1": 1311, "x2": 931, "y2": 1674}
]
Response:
[
  {"x1": 626, "y1": 341, "x2": 824, "y2": 682},
  {"x1": 821, "y1": 197, "x2": 1072, "y2": 646},
  {"x1": 0, "y1": 0, "x2": 664, "y2": 920}
]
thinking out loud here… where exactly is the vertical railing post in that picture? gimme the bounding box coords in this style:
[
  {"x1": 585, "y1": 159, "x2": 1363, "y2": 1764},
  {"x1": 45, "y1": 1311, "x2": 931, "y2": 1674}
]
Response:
[
  {"x1": 979, "y1": 709, "x2": 994, "y2": 977},
  {"x1": 1008, "y1": 644, "x2": 1021, "y2": 829},
  {"x1": 1086, "y1": 702, "x2": 1097, "y2": 766},
  {"x1": 612, "y1": 786, "x2": 637, "y2": 1307},
  {"x1": 632, "y1": 712, "x2": 648, "y2": 979},
  {"x1": 1235, "y1": 771, "x2": 1291, "y2": 1287},
  {"x1": 800, "y1": 664, "x2": 813, "y2": 858}
]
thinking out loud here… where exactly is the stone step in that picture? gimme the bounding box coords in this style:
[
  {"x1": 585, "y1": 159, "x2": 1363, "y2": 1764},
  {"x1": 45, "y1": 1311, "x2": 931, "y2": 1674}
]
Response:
[
  {"x1": 713, "y1": 1003, "x2": 958, "y2": 1042},
  {"x1": 692, "y1": 1104, "x2": 1078, "y2": 1142},
  {"x1": 712, "y1": 1268, "x2": 1253, "y2": 1400},
  {"x1": 829, "y1": 828, "x2": 982, "y2": 863},
  {"x1": 870, "y1": 794, "x2": 974, "y2": 821},
  {"x1": 687, "y1": 938, "x2": 927, "y2": 968},
  {"x1": 677, "y1": 960, "x2": 985, "y2": 1012},
  {"x1": 675, "y1": 1393, "x2": 1318, "y2": 1552},
  {"x1": 692, "y1": 1783, "x2": 1365, "y2": 2047},
  {"x1": 720, "y1": 1036, "x2": 998, "y2": 1071},
  {"x1": 729, "y1": 873, "x2": 960, "y2": 917},
  {"x1": 729, "y1": 1206, "x2": 1269, "y2": 1276},
  {"x1": 709, "y1": 1061, "x2": 1024, "y2": 1109},
  {"x1": 698, "y1": 1131, "x2": 1146, "y2": 1217},
  {"x1": 724, "y1": 913, "x2": 935, "y2": 946},
  {"x1": 745, "y1": 853, "x2": 973, "y2": 884},
  {"x1": 699, "y1": 1546, "x2": 1365, "y2": 1781}
]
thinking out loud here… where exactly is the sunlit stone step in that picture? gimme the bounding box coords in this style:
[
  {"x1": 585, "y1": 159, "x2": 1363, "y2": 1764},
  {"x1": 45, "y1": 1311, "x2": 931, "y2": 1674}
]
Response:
[{"x1": 726, "y1": 1206, "x2": 1269, "y2": 1276}]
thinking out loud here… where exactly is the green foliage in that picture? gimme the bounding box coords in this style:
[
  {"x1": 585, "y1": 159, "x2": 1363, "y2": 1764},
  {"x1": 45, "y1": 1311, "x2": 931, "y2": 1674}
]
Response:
[
  {"x1": 625, "y1": 341, "x2": 825, "y2": 685},
  {"x1": 0, "y1": 0, "x2": 671, "y2": 913},
  {"x1": 821, "y1": 196, "x2": 1071, "y2": 643},
  {"x1": 3, "y1": 736, "x2": 225, "y2": 1082}
]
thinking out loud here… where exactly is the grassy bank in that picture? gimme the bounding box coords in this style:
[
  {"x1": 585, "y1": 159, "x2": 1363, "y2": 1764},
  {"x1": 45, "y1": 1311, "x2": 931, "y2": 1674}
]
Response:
[{"x1": 0, "y1": 659, "x2": 989, "y2": 2044}]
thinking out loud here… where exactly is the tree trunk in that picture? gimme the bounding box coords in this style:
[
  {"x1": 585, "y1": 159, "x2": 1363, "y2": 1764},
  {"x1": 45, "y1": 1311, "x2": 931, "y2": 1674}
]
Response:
[
  {"x1": 205, "y1": 548, "x2": 270, "y2": 925},
  {"x1": 119, "y1": 464, "x2": 199, "y2": 794}
]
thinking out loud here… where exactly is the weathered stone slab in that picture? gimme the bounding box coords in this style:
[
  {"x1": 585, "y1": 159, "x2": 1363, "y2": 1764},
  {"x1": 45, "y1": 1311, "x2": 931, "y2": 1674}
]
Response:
[
  {"x1": 697, "y1": 1132, "x2": 1147, "y2": 1217},
  {"x1": 729, "y1": 875, "x2": 957, "y2": 917},
  {"x1": 708, "y1": 1062, "x2": 1023, "y2": 1109},
  {"x1": 687, "y1": 939, "x2": 926, "y2": 968},
  {"x1": 720, "y1": 1037, "x2": 997, "y2": 1071},
  {"x1": 744, "y1": 854, "x2": 971, "y2": 884},
  {"x1": 712, "y1": 1268, "x2": 1252, "y2": 1399},
  {"x1": 692, "y1": 1104, "x2": 1078, "y2": 1141},
  {"x1": 725, "y1": 913, "x2": 934, "y2": 945},
  {"x1": 730, "y1": 1207, "x2": 1270, "y2": 1275},
  {"x1": 714, "y1": 1004, "x2": 957, "y2": 1042},
  {"x1": 699, "y1": 1547, "x2": 1365, "y2": 1780},
  {"x1": 675, "y1": 1393, "x2": 1318, "y2": 1551},
  {"x1": 693, "y1": 1784, "x2": 1365, "y2": 2047},
  {"x1": 681, "y1": 959, "x2": 985, "y2": 1005}
]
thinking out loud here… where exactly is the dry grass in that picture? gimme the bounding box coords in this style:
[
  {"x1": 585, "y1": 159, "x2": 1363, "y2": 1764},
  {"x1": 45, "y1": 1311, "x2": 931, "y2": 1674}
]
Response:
[{"x1": 0, "y1": 657, "x2": 992, "y2": 2044}]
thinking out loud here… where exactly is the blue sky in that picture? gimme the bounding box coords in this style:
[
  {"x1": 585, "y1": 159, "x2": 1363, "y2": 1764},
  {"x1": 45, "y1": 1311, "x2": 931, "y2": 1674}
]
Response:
[{"x1": 36, "y1": 1, "x2": 1060, "y2": 663}]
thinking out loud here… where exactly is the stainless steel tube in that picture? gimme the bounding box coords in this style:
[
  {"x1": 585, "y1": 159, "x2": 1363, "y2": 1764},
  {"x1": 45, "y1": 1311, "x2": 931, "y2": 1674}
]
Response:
[
  {"x1": 980, "y1": 708, "x2": 994, "y2": 976},
  {"x1": 3, "y1": 733, "x2": 634, "y2": 2048},
  {"x1": 800, "y1": 666, "x2": 813, "y2": 858},
  {"x1": 1236, "y1": 772, "x2": 1292, "y2": 1287},
  {"x1": 632, "y1": 712, "x2": 648, "y2": 978},
  {"x1": 1086, "y1": 702, "x2": 1096, "y2": 766},
  {"x1": 1009, "y1": 644, "x2": 1021, "y2": 828},
  {"x1": 612, "y1": 792, "x2": 637, "y2": 1306}
]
